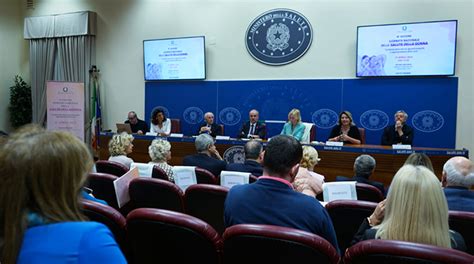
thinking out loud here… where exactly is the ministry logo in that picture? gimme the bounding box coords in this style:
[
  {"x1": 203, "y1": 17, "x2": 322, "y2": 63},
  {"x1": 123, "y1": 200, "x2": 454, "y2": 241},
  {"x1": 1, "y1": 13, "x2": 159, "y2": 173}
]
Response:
[
  {"x1": 246, "y1": 8, "x2": 313, "y2": 65},
  {"x1": 412, "y1": 110, "x2": 444, "y2": 133},
  {"x1": 219, "y1": 107, "x2": 241, "y2": 126}
]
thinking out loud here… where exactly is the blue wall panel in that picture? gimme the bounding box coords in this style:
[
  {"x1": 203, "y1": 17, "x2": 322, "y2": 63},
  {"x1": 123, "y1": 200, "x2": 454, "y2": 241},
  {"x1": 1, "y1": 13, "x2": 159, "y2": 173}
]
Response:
[{"x1": 145, "y1": 77, "x2": 457, "y2": 148}]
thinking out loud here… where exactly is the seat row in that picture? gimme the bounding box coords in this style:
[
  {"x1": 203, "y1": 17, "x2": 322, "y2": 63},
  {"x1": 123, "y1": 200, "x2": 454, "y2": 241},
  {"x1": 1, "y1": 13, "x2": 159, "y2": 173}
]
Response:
[{"x1": 82, "y1": 201, "x2": 474, "y2": 264}]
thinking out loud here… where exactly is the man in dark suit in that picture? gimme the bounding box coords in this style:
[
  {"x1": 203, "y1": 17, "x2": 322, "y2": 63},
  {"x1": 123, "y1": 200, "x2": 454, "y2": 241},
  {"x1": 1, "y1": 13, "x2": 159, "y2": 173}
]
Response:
[
  {"x1": 197, "y1": 112, "x2": 222, "y2": 137},
  {"x1": 183, "y1": 133, "x2": 227, "y2": 177},
  {"x1": 226, "y1": 140, "x2": 263, "y2": 176},
  {"x1": 336, "y1": 154, "x2": 385, "y2": 195},
  {"x1": 125, "y1": 111, "x2": 148, "y2": 135},
  {"x1": 442, "y1": 156, "x2": 474, "y2": 212},
  {"x1": 381, "y1": 110, "x2": 414, "y2": 146},
  {"x1": 237, "y1": 109, "x2": 266, "y2": 139}
]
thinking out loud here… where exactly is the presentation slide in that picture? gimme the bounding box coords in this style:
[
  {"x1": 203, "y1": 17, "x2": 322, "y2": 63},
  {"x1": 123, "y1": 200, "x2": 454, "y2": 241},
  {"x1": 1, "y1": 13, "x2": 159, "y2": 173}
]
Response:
[
  {"x1": 357, "y1": 20, "x2": 457, "y2": 77},
  {"x1": 144, "y1": 36, "x2": 205, "y2": 80}
]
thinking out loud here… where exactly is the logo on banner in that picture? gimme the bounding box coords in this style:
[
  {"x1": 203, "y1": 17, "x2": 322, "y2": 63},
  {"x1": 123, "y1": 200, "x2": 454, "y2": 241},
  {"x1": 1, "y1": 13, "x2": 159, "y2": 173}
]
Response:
[
  {"x1": 153, "y1": 106, "x2": 170, "y2": 118},
  {"x1": 360, "y1": 110, "x2": 389, "y2": 131},
  {"x1": 312, "y1": 109, "x2": 338, "y2": 129},
  {"x1": 223, "y1": 146, "x2": 245, "y2": 164},
  {"x1": 412, "y1": 110, "x2": 444, "y2": 132},
  {"x1": 62, "y1": 87, "x2": 69, "y2": 92},
  {"x1": 219, "y1": 107, "x2": 241, "y2": 126},
  {"x1": 246, "y1": 8, "x2": 313, "y2": 65},
  {"x1": 183, "y1": 107, "x2": 204, "y2": 124}
]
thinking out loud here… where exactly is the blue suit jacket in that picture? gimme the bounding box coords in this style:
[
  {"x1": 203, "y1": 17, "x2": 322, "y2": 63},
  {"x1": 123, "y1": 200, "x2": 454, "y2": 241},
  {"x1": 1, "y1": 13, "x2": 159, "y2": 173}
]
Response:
[
  {"x1": 183, "y1": 153, "x2": 227, "y2": 177},
  {"x1": 226, "y1": 159, "x2": 263, "y2": 176},
  {"x1": 444, "y1": 186, "x2": 474, "y2": 212}
]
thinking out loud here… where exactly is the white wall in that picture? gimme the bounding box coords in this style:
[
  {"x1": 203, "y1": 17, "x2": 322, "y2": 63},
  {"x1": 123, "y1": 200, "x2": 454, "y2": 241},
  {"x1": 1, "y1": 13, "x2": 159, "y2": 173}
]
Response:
[
  {"x1": 0, "y1": 0, "x2": 27, "y2": 132},
  {"x1": 16, "y1": 0, "x2": 474, "y2": 153}
]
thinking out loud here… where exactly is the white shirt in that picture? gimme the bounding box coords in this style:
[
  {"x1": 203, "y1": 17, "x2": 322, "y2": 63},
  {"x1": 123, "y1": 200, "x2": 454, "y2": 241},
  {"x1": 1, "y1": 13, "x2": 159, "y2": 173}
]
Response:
[{"x1": 150, "y1": 119, "x2": 171, "y2": 135}]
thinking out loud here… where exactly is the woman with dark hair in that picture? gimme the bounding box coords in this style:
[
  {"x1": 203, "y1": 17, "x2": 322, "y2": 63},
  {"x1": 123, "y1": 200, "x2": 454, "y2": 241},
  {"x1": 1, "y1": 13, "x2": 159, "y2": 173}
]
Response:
[
  {"x1": 328, "y1": 110, "x2": 361, "y2": 144},
  {"x1": 0, "y1": 125, "x2": 126, "y2": 263},
  {"x1": 150, "y1": 107, "x2": 171, "y2": 136}
]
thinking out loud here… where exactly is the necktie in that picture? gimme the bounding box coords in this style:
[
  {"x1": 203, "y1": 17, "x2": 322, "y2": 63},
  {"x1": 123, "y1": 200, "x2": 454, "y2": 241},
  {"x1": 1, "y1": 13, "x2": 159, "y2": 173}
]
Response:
[{"x1": 250, "y1": 124, "x2": 255, "y2": 135}]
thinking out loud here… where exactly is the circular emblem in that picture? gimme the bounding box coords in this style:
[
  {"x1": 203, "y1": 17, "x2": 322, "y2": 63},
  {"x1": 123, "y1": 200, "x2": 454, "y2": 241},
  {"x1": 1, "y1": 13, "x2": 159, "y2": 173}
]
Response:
[
  {"x1": 223, "y1": 146, "x2": 245, "y2": 164},
  {"x1": 62, "y1": 87, "x2": 68, "y2": 92},
  {"x1": 246, "y1": 8, "x2": 313, "y2": 65},
  {"x1": 312, "y1": 109, "x2": 338, "y2": 129},
  {"x1": 183, "y1": 107, "x2": 204, "y2": 124},
  {"x1": 412, "y1": 110, "x2": 444, "y2": 133},
  {"x1": 152, "y1": 106, "x2": 170, "y2": 118},
  {"x1": 360, "y1": 110, "x2": 389, "y2": 131},
  {"x1": 219, "y1": 107, "x2": 241, "y2": 126}
]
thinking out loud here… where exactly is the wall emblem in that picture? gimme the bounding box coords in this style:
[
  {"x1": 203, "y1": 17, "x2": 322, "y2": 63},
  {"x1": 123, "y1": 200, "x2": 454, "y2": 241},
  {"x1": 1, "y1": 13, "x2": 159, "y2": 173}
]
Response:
[
  {"x1": 223, "y1": 146, "x2": 245, "y2": 164},
  {"x1": 183, "y1": 107, "x2": 204, "y2": 124},
  {"x1": 360, "y1": 110, "x2": 389, "y2": 131},
  {"x1": 412, "y1": 110, "x2": 444, "y2": 133},
  {"x1": 246, "y1": 8, "x2": 313, "y2": 65},
  {"x1": 219, "y1": 107, "x2": 241, "y2": 126},
  {"x1": 312, "y1": 109, "x2": 338, "y2": 129}
]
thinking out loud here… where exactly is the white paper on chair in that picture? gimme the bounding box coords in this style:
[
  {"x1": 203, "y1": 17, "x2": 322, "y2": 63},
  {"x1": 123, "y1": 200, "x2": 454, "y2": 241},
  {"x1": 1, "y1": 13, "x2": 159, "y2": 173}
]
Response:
[
  {"x1": 220, "y1": 171, "x2": 250, "y2": 188},
  {"x1": 172, "y1": 166, "x2": 197, "y2": 191},
  {"x1": 113, "y1": 166, "x2": 139, "y2": 208},
  {"x1": 322, "y1": 181, "x2": 357, "y2": 202},
  {"x1": 131, "y1": 162, "x2": 153, "y2": 178}
]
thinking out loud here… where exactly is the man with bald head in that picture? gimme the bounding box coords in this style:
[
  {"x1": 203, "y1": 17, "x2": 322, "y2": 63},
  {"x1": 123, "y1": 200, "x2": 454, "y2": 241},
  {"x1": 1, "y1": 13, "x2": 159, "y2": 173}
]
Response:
[
  {"x1": 197, "y1": 112, "x2": 222, "y2": 137},
  {"x1": 237, "y1": 109, "x2": 266, "y2": 139},
  {"x1": 442, "y1": 156, "x2": 474, "y2": 212}
]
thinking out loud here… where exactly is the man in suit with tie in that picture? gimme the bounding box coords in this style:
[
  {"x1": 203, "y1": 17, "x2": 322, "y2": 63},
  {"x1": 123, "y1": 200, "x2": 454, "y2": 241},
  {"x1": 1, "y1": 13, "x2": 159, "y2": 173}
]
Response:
[
  {"x1": 198, "y1": 112, "x2": 222, "y2": 137},
  {"x1": 238, "y1": 109, "x2": 266, "y2": 139}
]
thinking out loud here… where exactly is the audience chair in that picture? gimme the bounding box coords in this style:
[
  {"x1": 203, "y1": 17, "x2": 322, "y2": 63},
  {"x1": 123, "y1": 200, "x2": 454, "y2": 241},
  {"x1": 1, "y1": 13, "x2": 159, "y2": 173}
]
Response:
[
  {"x1": 184, "y1": 184, "x2": 229, "y2": 234},
  {"x1": 170, "y1": 118, "x2": 181, "y2": 133},
  {"x1": 96, "y1": 160, "x2": 129, "y2": 177},
  {"x1": 356, "y1": 183, "x2": 384, "y2": 203},
  {"x1": 195, "y1": 167, "x2": 218, "y2": 184},
  {"x1": 325, "y1": 199, "x2": 378, "y2": 253},
  {"x1": 358, "y1": 127, "x2": 366, "y2": 144},
  {"x1": 344, "y1": 239, "x2": 474, "y2": 264},
  {"x1": 80, "y1": 199, "x2": 128, "y2": 257},
  {"x1": 151, "y1": 165, "x2": 169, "y2": 181},
  {"x1": 223, "y1": 224, "x2": 340, "y2": 264},
  {"x1": 126, "y1": 208, "x2": 222, "y2": 264},
  {"x1": 128, "y1": 177, "x2": 184, "y2": 212},
  {"x1": 86, "y1": 172, "x2": 119, "y2": 209},
  {"x1": 449, "y1": 210, "x2": 474, "y2": 255}
]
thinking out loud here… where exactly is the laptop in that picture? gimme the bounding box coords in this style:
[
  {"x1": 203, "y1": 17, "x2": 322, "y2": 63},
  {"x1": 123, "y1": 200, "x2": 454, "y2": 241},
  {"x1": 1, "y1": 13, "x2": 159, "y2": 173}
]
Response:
[{"x1": 116, "y1": 123, "x2": 133, "y2": 134}]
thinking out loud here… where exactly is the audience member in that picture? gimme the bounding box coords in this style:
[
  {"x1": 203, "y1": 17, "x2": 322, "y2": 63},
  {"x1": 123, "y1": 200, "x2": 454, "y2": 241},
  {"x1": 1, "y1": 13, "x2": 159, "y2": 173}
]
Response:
[
  {"x1": 0, "y1": 125, "x2": 126, "y2": 263},
  {"x1": 352, "y1": 165, "x2": 466, "y2": 251},
  {"x1": 328, "y1": 111, "x2": 361, "y2": 144},
  {"x1": 108, "y1": 132, "x2": 134, "y2": 169},
  {"x1": 293, "y1": 146, "x2": 325, "y2": 197},
  {"x1": 224, "y1": 135, "x2": 340, "y2": 253},
  {"x1": 183, "y1": 133, "x2": 227, "y2": 177},
  {"x1": 198, "y1": 112, "x2": 222, "y2": 137},
  {"x1": 148, "y1": 139, "x2": 175, "y2": 182},
  {"x1": 336, "y1": 154, "x2": 385, "y2": 195},
  {"x1": 442, "y1": 156, "x2": 474, "y2": 212},
  {"x1": 125, "y1": 111, "x2": 148, "y2": 134},
  {"x1": 280, "y1": 108, "x2": 305, "y2": 142},
  {"x1": 381, "y1": 110, "x2": 414, "y2": 146},
  {"x1": 404, "y1": 152, "x2": 434, "y2": 172},
  {"x1": 226, "y1": 140, "x2": 263, "y2": 176},
  {"x1": 238, "y1": 109, "x2": 266, "y2": 139},
  {"x1": 150, "y1": 107, "x2": 171, "y2": 136}
]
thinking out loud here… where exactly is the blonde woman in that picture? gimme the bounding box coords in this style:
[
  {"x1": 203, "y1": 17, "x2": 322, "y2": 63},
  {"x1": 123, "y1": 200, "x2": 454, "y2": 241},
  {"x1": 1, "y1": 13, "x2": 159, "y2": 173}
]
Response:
[
  {"x1": 108, "y1": 132, "x2": 134, "y2": 169},
  {"x1": 352, "y1": 165, "x2": 466, "y2": 251},
  {"x1": 404, "y1": 152, "x2": 434, "y2": 172},
  {"x1": 148, "y1": 139, "x2": 175, "y2": 182},
  {"x1": 280, "y1": 108, "x2": 305, "y2": 142},
  {"x1": 0, "y1": 125, "x2": 126, "y2": 263},
  {"x1": 293, "y1": 146, "x2": 325, "y2": 197}
]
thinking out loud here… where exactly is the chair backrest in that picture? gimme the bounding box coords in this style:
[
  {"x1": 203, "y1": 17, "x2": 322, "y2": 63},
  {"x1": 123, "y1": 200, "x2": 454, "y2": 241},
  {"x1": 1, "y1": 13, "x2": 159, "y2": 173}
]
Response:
[
  {"x1": 128, "y1": 177, "x2": 185, "y2": 212},
  {"x1": 449, "y1": 210, "x2": 474, "y2": 255},
  {"x1": 358, "y1": 127, "x2": 366, "y2": 144},
  {"x1": 301, "y1": 122, "x2": 315, "y2": 144},
  {"x1": 195, "y1": 167, "x2": 218, "y2": 184},
  {"x1": 223, "y1": 224, "x2": 340, "y2": 264},
  {"x1": 344, "y1": 239, "x2": 474, "y2": 264},
  {"x1": 219, "y1": 124, "x2": 224, "y2": 135},
  {"x1": 96, "y1": 160, "x2": 129, "y2": 177},
  {"x1": 170, "y1": 118, "x2": 181, "y2": 133},
  {"x1": 184, "y1": 184, "x2": 229, "y2": 234},
  {"x1": 80, "y1": 199, "x2": 128, "y2": 255},
  {"x1": 356, "y1": 182, "x2": 384, "y2": 203},
  {"x1": 86, "y1": 172, "x2": 119, "y2": 209},
  {"x1": 152, "y1": 165, "x2": 170, "y2": 181},
  {"x1": 126, "y1": 208, "x2": 222, "y2": 264},
  {"x1": 325, "y1": 199, "x2": 378, "y2": 253}
]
